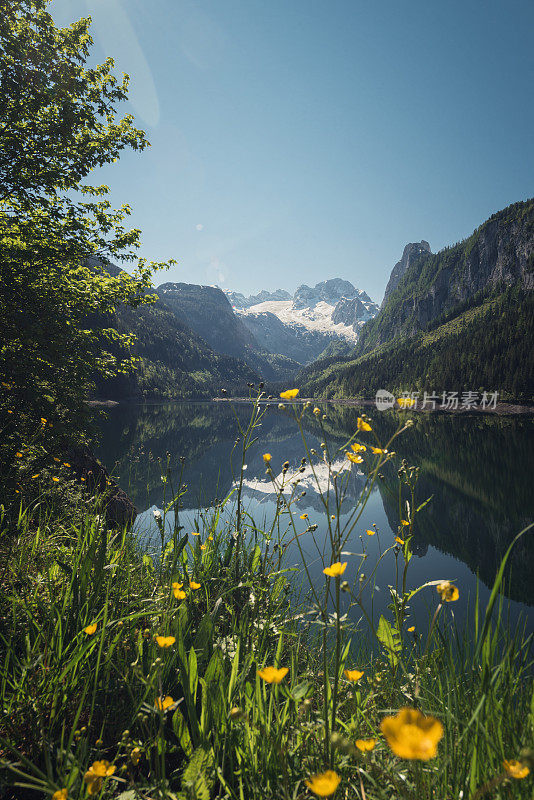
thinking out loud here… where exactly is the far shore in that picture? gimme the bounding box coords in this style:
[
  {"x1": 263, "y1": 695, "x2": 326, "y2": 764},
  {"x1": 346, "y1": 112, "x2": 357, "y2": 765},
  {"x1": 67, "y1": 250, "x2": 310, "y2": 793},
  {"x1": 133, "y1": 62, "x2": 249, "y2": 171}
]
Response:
[{"x1": 88, "y1": 397, "x2": 534, "y2": 416}]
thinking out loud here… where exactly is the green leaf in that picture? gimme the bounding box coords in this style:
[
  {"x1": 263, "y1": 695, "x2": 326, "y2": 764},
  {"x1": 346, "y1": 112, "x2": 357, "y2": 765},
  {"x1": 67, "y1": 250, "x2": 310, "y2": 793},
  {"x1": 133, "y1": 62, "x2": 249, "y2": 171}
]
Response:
[{"x1": 376, "y1": 615, "x2": 402, "y2": 667}]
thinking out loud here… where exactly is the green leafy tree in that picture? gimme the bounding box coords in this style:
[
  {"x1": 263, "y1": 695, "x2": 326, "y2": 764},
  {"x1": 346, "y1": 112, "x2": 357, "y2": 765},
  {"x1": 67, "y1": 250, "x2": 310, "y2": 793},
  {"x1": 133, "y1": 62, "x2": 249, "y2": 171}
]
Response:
[{"x1": 0, "y1": 0, "x2": 172, "y2": 495}]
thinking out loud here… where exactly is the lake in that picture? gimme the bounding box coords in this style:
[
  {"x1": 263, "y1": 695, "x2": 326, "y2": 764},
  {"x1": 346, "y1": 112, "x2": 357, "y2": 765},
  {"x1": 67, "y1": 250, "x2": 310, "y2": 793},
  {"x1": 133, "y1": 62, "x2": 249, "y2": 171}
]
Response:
[{"x1": 94, "y1": 400, "x2": 534, "y2": 635}]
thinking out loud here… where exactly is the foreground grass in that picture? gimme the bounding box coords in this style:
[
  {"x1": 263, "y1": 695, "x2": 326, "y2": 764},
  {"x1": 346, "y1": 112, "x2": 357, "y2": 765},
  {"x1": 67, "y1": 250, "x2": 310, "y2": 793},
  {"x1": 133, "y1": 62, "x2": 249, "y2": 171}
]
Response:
[{"x1": 0, "y1": 395, "x2": 532, "y2": 799}]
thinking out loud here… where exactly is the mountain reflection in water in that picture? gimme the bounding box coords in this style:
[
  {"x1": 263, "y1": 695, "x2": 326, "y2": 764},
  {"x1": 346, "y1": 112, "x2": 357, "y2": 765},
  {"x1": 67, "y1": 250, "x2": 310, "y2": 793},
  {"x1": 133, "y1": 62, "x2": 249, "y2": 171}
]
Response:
[{"x1": 95, "y1": 401, "x2": 534, "y2": 627}]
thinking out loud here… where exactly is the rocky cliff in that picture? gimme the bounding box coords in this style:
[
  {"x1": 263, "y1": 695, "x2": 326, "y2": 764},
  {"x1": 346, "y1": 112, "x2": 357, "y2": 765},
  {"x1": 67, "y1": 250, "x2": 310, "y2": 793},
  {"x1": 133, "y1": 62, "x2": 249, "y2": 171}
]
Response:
[
  {"x1": 358, "y1": 198, "x2": 534, "y2": 353},
  {"x1": 381, "y1": 241, "x2": 431, "y2": 308}
]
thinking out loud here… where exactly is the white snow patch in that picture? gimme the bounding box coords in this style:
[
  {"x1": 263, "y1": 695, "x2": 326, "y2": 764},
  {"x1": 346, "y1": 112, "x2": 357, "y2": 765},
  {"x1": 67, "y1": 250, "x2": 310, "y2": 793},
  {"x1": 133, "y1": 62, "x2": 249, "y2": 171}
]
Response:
[{"x1": 242, "y1": 300, "x2": 357, "y2": 342}]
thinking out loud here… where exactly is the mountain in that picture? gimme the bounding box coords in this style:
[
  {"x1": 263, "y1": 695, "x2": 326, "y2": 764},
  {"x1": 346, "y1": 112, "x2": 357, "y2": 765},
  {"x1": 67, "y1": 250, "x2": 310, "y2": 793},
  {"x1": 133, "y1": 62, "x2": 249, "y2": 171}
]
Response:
[
  {"x1": 155, "y1": 282, "x2": 299, "y2": 381},
  {"x1": 381, "y1": 241, "x2": 431, "y2": 307},
  {"x1": 227, "y1": 278, "x2": 379, "y2": 364},
  {"x1": 300, "y1": 199, "x2": 534, "y2": 401},
  {"x1": 93, "y1": 292, "x2": 259, "y2": 400},
  {"x1": 225, "y1": 288, "x2": 292, "y2": 308}
]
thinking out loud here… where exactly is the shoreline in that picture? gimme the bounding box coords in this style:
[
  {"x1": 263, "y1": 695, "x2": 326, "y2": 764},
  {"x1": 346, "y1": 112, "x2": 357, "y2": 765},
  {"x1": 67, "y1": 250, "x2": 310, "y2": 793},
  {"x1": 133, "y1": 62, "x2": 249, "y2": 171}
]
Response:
[{"x1": 88, "y1": 396, "x2": 534, "y2": 416}]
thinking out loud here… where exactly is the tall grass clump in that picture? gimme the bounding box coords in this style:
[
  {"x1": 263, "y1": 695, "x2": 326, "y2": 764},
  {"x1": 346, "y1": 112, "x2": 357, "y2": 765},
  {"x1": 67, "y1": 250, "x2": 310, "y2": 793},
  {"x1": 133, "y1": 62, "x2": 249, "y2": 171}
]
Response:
[{"x1": 0, "y1": 389, "x2": 532, "y2": 799}]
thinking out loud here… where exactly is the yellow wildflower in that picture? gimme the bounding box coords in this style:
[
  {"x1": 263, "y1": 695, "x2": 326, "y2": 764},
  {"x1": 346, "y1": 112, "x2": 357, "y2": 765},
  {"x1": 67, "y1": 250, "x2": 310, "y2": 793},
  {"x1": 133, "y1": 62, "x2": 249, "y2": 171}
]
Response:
[
  {"x1": 84, "y1": 623, "x2": 97, "y2": 635},
  {"x1": 40, "y1": 417, "x2": 47, "y2": 424},
  {"x1": 366, "y1": 529, "x2": 376, "y2": 536},
  {"x1": 351, "y1": 443, "x2": 366, "y2": 453},
  {"x1": 401, "y1": 519, "x2": 410, "y2": 526},
  {"x1": 280, "y1": 388, "x2": 299, "y2": 399},
  {"x1": 257, "y1": 666, "x2": 288, "y2": 684},
  {"x1": 436, "y1": 581, "x2": 459, "y2": 602},
  {"x1": 83, "y1": 760, "x2": 116, "y2": 795},
  {"x1": 155, "y1": 695, "x2": 174, "y2": 711},
  {"x1": 305, "y1": 770, "x2": 341, "y2": 797},
  {"x1": 344, "y1": 669, "x2": 364, "y2": 682},
  {"x1": 407, "y1": 626, "x2": 415, "y2": 632},
  {"x1": 190, "y1": 580, "x2": 201, "y2": 590},
  {"x1": 263, "y1": 453, "x2": 272, "y2": 462},
  {"x1": 395, "y1": 537, "x2": 405, "y2": 545},
  {"x1": 300, "y1": 513, "x2": 309, "y2": 520},
  {"x1": 503, "y1": 759, "x2": 530, "y2": 779},
  {"x1": 63, "y1": 462, "x2": 71, "y2": 467},
  {"x1": 173, "y1": 582, "x2": 186, "y2": 600},
  {"x1": 356, "y1": 738, "x2": 376, "y2": 752},
  {"x1": 323, "y1": 562, "x2": 347, "y2": 578},
  {"x1": 31, "y1": 474, "x2": 39, "y2": 479},
  {"x1": 380, "y1": 707, "x2": 443, "y2": 760},
  {"x1": 7, "y1": 409, "x2": 13, "y2": 413},
  {"x1": 313, "y1": 406, "x2": 321, "y2": 415},
  {"x1": 397, "y1": 397, "x2": 416, "y2": 408},
  {"x1": 130, "y1": 747, "x2": 142, "y2": 766},
  {"x1": 346, "y1": 451, "x2": 363, "y2": 464},
  {"x1": 371, "y1": 446, "x2": 387, "y2": 454},
  {"x1": 1, "y1": 382, "x2": 12, "y2": 388},
  {"x1": 357, "y1": 417, "x2": 372, "y2": 432},
  {"x1": 52, "y1": 476, "x2": 60, "y2": 482},
  {"x1": 200, "y1": 544, "x2": 206, "y2": 551},
  {"x1": 191, "y1": 531, "x2": 200, "y2": 536},
  {"x1": 155, "y1": 635, "x2": 175, "y2": 648},
  {"x1": 52, "y1": 790, "x2": 68, "y2": 800},
  {"x1": 208, "y1": 535, "x2": 214, "y2": 541},
  {"x1": 15, "y1": 452, "x2": 23, "y2": 458},
  {"x1": 53, "y1": 457, "x2": 60, "y2": 462}
]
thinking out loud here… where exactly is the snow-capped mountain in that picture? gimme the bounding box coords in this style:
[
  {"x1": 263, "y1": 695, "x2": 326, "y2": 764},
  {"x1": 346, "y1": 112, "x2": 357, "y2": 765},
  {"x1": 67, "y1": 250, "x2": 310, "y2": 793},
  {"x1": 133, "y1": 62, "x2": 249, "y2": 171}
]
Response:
[{"x1": 223, "y1": 279, "x2": 379, "y2": 365}]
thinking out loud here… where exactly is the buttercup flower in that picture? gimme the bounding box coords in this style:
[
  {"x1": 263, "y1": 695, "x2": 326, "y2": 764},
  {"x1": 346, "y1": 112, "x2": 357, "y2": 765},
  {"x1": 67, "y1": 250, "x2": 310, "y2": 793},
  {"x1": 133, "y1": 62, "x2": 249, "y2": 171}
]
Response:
[
  {"x1": 371, "y1": 447, "x2": 387, "y2": 454},
  {"x1": 280, "y1": 388, "x2": 299, "y2": 399},
  {"x1": 200, "y1": 543, "x2": 206, "y2": 551},
  {"x1": 381, "y1": 707, "x2": 443, "y2": 760},
  {"x1": 190, "y1": 580, "x2": 201, "y2": 590},
  {"x1": 503, "y1": 759, "x2": 530, "y2": 779},
  {"x1": 83, "y1": 761, "x2": 116, "y2": 795},
  {"x1": 156, "y1": 635, "x2": 175, "y2": 648},
  {"x1": 52, "y1": 790, "x2": 68, "y2": 800},
  {"x1": 305, "y1": 770, "x2": 341, "y2": 797},
  {"x1": 323, "y1": 562, "x2": 347, "y2": 578},
  {"x1": 191, "y1": 531, "x2": 200, "y2": 536},
  {"x1": 130, "y1": 747, "x2": 142, "y2": 766},
  {"x1": 366, "y1": 529, "x2": 376, "y2": 536},
  {"x1": 407, "y1": 626, "x2": 415, "y2": 632},
  {"x1": 344, "y1": 669, "x2": 364, "y2": 682},
  {"x1": 258, "y1": 666, "x2": 288, "y2": 684},
  {"x1": 401, "y1": 520, "x2": 410, "y2": 526},
  {"x1": 15, "y1": 452, "x2": 23, "y2": 458},
  {"x1": 395, "y1": 537, "x2": 405, "y2": 545},
  {"x1": 357, "y1": 417, "x2": 372, "y2": 432},
  {"x1": 263, "y1": 453, "x2": 272, "y2": 462},
  {"x1": 300, "y1": 513, "x2": 309, "y2": 520},
  {"x1": 84, "y1": 623, "x2": 97, "y2": 635},
  {"x1": 40, "y1": 417, "x2": 47, "y2": 424},
  {"x1": 356, "y1": 738, "x2": 376, "y2": 752},
  {"x1": 52, "y1": 476, "x2": 60, "y2": 482},
  {"x1": 346, "y1": 452, "x2": 363, "y2": 464},
  {"x1": 436, "y1": 581, "x2": 459, "y2": 602},
  {"x1": 155, "y1": 695, "x2": 174, "y2": 711},
  {"x1": 313, "y1": 406, "x2": 321, "y2": 415},
  {"x1": 351, "y1": 443, "x2": 366, "y2": 453},
  {"x1": 173, "y1": 584, "x2": 186, "y2": 599}
]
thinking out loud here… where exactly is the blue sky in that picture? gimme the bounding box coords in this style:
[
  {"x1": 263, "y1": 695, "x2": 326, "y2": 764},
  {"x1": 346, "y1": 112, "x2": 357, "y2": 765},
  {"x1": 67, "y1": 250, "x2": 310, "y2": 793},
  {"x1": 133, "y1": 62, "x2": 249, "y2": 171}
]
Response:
[{"x1": 50, "y1": 0, "x2": 534, "y2": 302}]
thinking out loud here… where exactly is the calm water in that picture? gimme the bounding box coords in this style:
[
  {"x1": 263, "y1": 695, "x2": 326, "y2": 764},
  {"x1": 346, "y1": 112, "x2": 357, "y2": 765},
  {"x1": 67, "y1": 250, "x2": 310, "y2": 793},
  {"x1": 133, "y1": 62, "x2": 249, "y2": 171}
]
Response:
[{"x1": 94, "y1": 401, "x2": 534, "y2": 634}]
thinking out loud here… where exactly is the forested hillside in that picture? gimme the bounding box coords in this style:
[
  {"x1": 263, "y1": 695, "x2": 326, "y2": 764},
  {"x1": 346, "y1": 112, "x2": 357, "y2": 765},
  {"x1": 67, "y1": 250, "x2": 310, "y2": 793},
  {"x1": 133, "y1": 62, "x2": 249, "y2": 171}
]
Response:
[{"x1": 300, "y1": 200, "x2": 534, "y2": 401}]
